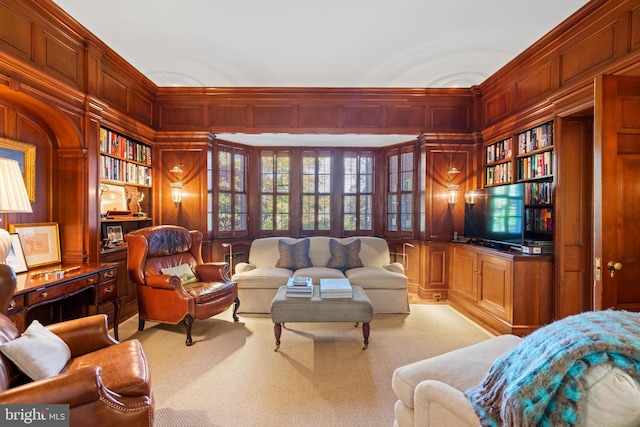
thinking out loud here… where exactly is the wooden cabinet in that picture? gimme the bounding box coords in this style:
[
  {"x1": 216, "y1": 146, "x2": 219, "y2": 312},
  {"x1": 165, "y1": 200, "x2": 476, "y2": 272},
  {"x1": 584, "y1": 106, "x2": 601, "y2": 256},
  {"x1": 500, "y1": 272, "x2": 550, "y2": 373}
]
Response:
[{"x1": 449, "y1": 243, "x2": 552, "y2": 336}]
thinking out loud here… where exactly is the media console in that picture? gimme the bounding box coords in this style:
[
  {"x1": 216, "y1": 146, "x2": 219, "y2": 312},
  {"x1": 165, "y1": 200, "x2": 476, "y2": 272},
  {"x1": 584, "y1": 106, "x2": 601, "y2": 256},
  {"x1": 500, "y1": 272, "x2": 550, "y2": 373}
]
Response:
[{"x1": 448, "y1": 243, "x2": 553, "y2": 336}]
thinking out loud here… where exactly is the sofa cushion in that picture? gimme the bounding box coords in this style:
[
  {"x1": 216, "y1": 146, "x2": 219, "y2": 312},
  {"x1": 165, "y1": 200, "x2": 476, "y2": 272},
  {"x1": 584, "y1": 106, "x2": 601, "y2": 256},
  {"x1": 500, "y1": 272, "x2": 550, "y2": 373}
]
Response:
[
  {"x1": 0, "y1": 320, "x2": 71, "y2": 381},
  {"x1": 293, "y1": 267, "x2": 346, "y2": 284},
  {"x1": 392, "y1": 335, "x2": 521, "y2": 409},
  {"x1": 580, "y1": 363, "x2": 640, "y2": 427},
  {"x1": 346, "y1": 267, "x2": 408, "y2": 290},
  {"x1": 326, "y1": 238, "x2": 364, "y2": 271},
  {"x1": 276, "y1": 239, "x2": 313, "y2": 270},
  {"x1": 161, "y1": 263, "x2": 198, "y2": 285},
  {"x1": 233, "y1": 267, "x2": 292, "y2": 289}
]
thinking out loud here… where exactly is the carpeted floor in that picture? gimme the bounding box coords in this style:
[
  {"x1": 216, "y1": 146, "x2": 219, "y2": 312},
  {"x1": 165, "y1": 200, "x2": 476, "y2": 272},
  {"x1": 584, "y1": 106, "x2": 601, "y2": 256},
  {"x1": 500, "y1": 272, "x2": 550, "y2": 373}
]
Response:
[{"x1": 116, "y1": 304, "x2": 493, "y2": 427}]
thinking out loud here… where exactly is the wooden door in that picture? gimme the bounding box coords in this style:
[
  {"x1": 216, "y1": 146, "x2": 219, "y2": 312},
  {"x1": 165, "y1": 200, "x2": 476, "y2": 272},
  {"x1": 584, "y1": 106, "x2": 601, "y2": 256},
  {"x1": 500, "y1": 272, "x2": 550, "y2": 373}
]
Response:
[{"x1": 594, "y1": 75, "x2": 640, "y2": 311}]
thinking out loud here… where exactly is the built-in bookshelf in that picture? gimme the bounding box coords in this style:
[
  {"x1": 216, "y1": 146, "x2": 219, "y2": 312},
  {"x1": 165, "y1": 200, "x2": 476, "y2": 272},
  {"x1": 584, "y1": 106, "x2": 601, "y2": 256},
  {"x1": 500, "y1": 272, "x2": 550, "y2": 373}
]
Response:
[
  {"x1": 518, "y1": 122, "x2": 554, "y2": 240},
  {"x1": 482, "y1": 121, "x2": 554, "y2": 245},
  {"x1": 484, "y1": 137, "x2": 513, "y2": 186},
  {"x1": 99, "y1": 127, "x2": 152, "y2": 186},
  {"x1": 98, "y1": 126, "x2": 153, "y2": 221}
]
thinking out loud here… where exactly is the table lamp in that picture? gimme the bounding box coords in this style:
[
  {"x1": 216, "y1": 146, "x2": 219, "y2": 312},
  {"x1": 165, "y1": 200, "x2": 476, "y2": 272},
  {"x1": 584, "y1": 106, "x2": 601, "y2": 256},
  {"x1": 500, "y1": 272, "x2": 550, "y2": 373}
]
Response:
[{"x1": 0, "y1": 158, "x2": 33, "y2": 263}]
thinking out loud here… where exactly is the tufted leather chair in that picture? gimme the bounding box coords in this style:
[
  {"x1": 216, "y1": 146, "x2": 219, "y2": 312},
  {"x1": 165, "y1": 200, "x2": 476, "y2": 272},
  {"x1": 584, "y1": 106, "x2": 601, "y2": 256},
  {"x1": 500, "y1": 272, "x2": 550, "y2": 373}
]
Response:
[{"x1": 126, "y1": 225, "x2": 239, "y2": 346}]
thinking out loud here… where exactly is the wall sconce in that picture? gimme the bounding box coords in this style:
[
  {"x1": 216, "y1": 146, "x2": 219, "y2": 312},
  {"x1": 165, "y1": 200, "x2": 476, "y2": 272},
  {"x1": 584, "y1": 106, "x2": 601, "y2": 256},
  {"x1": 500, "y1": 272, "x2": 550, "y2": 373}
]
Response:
[
  {"x1": 447, "y1": 185, "x2": 459, "y2": 207},
  {"x1": 402, "y1": 242, "x2": 415, "y2": 270},
  {"x1": 170, "y1": 163, "x2": 183, "y2": 208},
  {"x1": 221, "y1": 243, "x2": 233, "y2": 274},
  {"x1": 465, "y1": 190, "x2": 478, "y2": 207},
  {"x1": 446, "y1": 164, "x2": 460, "y2": 208}
]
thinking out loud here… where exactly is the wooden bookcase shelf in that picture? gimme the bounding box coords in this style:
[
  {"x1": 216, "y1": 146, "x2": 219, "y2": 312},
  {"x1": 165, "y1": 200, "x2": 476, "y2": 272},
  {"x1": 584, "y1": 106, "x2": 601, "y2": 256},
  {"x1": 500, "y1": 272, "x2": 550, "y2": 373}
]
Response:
[{"x1": 482, "y1": 121, "x2": 554, "y2": 243}]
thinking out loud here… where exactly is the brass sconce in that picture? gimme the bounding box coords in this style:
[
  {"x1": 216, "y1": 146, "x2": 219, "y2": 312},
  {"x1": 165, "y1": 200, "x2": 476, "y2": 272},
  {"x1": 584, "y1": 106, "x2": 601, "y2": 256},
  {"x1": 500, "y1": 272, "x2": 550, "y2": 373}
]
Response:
[
  {"x1": 170, "y1": 163, "x2": 183, "y2": 208},
  {"x1": 465, "y1": 190, "x2": 478, "y2": 207},
  {"x1": 446, "y1": 164, "x2": 460, "y2": 208}
]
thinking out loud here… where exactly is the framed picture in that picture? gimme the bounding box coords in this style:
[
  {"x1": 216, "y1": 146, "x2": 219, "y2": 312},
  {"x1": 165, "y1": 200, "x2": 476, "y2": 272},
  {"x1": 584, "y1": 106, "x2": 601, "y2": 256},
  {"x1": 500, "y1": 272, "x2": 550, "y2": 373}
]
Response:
[
  {"x1": 9, "y1": 222, "x2": 61, "y2": 268},
  {"x1": 99, "y1": 183, "x2": 128, "y2": 215},
  {"x1": 106, "y1": 225, "x2": 124, "y2": 243},
  {"x1": 6, "y1": 233, "x2": 28, "y2": 274},
  {"x1": 0, "y1": 138, "x2": 36, "y2": 202}
]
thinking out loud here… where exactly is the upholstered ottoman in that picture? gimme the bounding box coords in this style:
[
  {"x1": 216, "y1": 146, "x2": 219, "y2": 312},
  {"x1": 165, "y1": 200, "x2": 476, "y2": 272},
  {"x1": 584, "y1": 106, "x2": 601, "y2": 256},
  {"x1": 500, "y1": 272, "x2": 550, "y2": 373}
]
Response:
[{"x1": 270, "y1": 285, "x2": 373, "y2": 351}]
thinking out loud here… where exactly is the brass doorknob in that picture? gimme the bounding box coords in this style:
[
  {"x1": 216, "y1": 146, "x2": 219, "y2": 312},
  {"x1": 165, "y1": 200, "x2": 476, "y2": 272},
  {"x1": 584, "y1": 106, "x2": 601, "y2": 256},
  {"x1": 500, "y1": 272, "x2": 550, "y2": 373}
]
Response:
[{"x1": 607, "y1": 261, "x2": 623, "y2": 278}]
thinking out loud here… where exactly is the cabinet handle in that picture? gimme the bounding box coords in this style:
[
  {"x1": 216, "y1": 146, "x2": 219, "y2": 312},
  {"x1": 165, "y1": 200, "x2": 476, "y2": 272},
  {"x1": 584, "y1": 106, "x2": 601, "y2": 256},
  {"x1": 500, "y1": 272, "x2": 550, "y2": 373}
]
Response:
[
  {"x1": 105, "y1": 271, "x2": 115, "y2": 278},
  {"x1": 105, "y1": 285, "x2": 114, "y2": 293},
  {"x1": 41, "y1": 292, "x2": 48, "y2": 298},
  {"x1": 88, "y1": 278, "x2": 96, "y2": 283},
  {"x1": 8, "y1": 300, "x2": 15, "y2": 310}
]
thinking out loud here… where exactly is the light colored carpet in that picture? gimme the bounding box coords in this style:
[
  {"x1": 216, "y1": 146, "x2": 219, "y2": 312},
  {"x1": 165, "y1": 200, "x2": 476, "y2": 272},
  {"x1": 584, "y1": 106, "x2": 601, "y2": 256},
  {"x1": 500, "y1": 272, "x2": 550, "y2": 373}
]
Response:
[{"x1": 116, "y1": 304, "x2": 493, "y2": 427}]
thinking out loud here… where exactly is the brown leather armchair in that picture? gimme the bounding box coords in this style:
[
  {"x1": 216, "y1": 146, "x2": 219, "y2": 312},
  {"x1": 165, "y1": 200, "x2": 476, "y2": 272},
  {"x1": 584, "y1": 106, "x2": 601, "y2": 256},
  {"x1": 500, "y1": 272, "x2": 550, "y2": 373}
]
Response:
[
  {"x1": 0, "y1": 264, "x2": 154, "y2": 427},
  {"x1": 126, "y1": 225, "x2": 239, "y2": 346}
]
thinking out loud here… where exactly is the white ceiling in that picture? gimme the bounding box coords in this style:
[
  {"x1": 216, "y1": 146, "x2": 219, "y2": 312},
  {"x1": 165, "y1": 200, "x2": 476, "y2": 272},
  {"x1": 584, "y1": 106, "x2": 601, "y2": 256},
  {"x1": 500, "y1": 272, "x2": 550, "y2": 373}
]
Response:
[{"x1": 51, "y1": 0, "x2": 591, "y2": 145}]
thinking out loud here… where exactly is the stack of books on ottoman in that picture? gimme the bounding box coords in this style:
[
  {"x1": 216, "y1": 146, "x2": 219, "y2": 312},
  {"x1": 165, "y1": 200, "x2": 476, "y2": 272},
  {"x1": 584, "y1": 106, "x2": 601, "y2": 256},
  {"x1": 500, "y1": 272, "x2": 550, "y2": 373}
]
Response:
[
  {"x1": 286, "y1": 276, "x2": 313, "y2": 297},
  {"x1": 320, "y1": 279, "x2": 353, "y2": 299}
]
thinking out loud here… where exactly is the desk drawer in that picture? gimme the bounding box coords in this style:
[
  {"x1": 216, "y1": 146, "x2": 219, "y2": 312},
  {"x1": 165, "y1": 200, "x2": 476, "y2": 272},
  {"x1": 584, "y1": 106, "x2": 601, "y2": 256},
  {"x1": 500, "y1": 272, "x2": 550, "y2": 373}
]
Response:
[
  {"x1": 7, "y1": 295, "x2": 24, "y2": 315},
  {"x1": 26, "y1": 274, "x2": 99, "y2": 306},
  {"x1": 100, "y1": 267, "x2": 118, "y2": 282},
  {"x1": 97, "y1": 279, "x2": 117, "y2": 303}
]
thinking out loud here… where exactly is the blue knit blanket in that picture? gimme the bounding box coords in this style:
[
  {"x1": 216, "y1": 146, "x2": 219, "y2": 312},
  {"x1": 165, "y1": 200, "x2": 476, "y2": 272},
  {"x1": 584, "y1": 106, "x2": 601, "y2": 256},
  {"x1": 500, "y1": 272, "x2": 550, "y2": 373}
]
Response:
[{"x1": 465, "y1": 310, "x2": 640, "y2": 426}]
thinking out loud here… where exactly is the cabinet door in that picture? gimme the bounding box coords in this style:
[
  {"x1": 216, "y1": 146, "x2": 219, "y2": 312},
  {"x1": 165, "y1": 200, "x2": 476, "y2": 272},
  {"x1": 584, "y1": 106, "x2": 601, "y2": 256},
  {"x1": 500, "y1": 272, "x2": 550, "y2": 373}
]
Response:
[
  {"x1": 450, "y1": 247, "x2": 478, "y2": 302},
  {"x1": 477, "y1": 254, "x2": 513, "y2": 322}
]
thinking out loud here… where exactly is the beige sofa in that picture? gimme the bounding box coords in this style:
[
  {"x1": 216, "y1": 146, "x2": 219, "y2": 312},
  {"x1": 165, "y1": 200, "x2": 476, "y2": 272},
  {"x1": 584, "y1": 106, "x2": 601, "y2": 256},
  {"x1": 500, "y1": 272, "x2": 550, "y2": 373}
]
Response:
[
  {"x1": 232, "y1": 236, "x2": 409, "y2": 313},
  {"x1": 392, "y1": 332, "x2": 640, "y2": 427}
]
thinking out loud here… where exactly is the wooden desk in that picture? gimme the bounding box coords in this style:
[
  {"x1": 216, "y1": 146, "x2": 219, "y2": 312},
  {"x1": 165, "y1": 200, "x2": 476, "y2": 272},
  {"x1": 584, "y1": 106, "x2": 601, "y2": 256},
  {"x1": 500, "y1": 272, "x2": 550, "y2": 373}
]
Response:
[{"x1": 8, "y1": 263, "x2": 120, "y2": 339}]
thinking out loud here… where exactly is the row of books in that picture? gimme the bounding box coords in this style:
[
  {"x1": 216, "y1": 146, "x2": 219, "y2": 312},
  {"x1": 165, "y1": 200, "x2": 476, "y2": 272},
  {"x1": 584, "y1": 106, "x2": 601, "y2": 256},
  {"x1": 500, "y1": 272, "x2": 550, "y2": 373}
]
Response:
[
  {"x1": 485, "y1": 137, "x2": 513, "y2": 164},
  {"x1": 517, "y1": 151, "x2": 553, "y2": 180},
  {"x1": 525, "y1": 208, "x2": 553, "y2": 233},
  {"x1": 485, "y1": 162, "x2": 513, "y2": 186},
  {"x1": 100, "y1": 127, "x2": 152, "y2": 165},
  {"x1": 285, "y1": 277, "x2": 353, "y2": 299},
  {"x1": 101, "y1": 156, "x2": 152, "y2": 186},
  {"x1": 524, "y1": 181, "x2": 553, "y2": 205},
  {"x1": 518, "y1": 122, "x2": 553, "y2": 154}
]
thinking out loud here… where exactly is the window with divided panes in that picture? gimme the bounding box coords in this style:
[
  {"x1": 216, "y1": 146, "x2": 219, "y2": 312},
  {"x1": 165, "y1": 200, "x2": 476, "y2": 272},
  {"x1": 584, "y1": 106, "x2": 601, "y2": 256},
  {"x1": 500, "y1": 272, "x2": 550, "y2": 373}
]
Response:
[
  {"x1": 302, "y1": 151, "x2": 332, "y2": 232},
  {"x1": 260, "y1": 151, "x2": 291, "y2": 232},
  {"x1": 386, "y1": 147, "x2": 414, "y2": 235},
  {"x1": 343, "y1": 152, "x2": 374, "y2": 233},
  {"x1": 217, "y1": 146, "x2": 248, "y2": 235}
]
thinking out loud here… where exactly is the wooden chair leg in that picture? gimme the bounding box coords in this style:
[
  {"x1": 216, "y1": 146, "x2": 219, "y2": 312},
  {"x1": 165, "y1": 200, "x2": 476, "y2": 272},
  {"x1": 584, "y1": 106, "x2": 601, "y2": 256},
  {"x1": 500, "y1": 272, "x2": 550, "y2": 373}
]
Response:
[
  {"x1": 183, "y1": 314, "x2": 194, "y2": 346},
  {"x1": 138, "y1": 319, "x2": 145, "y2": 331}
]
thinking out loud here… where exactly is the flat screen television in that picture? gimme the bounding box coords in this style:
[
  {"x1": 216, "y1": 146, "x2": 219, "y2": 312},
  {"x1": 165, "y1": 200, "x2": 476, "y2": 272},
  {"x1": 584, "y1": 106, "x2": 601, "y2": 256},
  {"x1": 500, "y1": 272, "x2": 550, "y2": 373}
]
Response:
[{"x1": 464, "y1": 183, "x2": 524, "y2": 247}]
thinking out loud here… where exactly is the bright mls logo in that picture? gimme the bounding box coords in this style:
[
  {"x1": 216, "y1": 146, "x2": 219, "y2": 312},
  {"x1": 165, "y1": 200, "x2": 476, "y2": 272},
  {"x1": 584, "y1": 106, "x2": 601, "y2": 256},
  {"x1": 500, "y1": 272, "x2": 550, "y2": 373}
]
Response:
[{"x1": 1, "y1": 405, "x2": 69, "y2": 426}]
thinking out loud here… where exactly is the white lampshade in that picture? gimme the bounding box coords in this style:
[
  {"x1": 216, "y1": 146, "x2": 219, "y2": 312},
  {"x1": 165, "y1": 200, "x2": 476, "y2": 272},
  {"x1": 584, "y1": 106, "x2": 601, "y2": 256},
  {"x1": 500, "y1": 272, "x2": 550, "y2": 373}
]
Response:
[
  {"x1": 0, "y1": 158, "x2": 33, "y2": 263},
  {"x1": 0, "y1": 158, "x2": 32, "y2": 213}
]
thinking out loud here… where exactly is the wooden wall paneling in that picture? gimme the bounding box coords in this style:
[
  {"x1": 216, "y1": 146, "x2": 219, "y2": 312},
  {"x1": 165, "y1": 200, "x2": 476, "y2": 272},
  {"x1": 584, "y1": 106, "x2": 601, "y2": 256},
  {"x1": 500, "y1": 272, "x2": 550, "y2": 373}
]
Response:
[
  {"x1": 554, "y1": 116, "x2": 594, "y2": 318},
  {"x1": 155, "y1": 133, "x2": 212, "y2": 233},
  {"x1": 0, "y1": 2, "x2": 34, "y2": 61},
  {"x1": 155, "y1": 87, "x2": 475, "y2": 135},
  {"x1": 559, "y1": 23, "x2": 621, "y2": 85},
  {"x1": 55, "y1": 148, "x2": 87, "y2": 264},
  {"x1": 423, "y1": 143, "x2": 474, "y2": 241},
  {"x1": 417, "y1": 242, "x2": 448, "y2": 300}
]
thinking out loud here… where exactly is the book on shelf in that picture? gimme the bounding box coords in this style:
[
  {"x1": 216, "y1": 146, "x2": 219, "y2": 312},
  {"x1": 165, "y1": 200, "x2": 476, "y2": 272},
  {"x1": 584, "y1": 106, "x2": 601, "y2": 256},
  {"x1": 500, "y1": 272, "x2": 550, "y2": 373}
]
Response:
[{"x1": 320, "y1": 278, "x2": 353, "y2": 298}]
